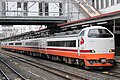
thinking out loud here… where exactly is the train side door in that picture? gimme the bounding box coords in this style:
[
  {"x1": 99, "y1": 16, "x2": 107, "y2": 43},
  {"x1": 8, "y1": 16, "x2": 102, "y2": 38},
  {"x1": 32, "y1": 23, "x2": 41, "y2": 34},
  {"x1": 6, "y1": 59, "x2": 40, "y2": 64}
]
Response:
[{"x1": 78, "y1": 30, "x2": 85, "y2": 56}]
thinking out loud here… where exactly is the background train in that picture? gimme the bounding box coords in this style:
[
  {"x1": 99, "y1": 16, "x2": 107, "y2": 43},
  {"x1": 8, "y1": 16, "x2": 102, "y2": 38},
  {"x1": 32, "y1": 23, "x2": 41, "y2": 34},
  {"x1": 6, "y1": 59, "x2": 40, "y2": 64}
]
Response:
[{"x1": 1, "y1": 26, "x2": 115, "y2": 69}]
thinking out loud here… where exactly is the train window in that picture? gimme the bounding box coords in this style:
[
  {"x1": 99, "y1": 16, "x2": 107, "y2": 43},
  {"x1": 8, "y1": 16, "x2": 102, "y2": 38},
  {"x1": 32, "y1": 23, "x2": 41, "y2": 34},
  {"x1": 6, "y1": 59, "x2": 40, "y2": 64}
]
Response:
[
  {"x1": 9, "y1": 43, "x2": 14, "y2": 45},
  {"x1": 88, "y1": 29, "x2": 113, "y2": 38},
  {"x1": 66, "y1": 41, "x2": 76, "y2": 47},
  {"x1": 25, "y1": 42, "x2": 39, "y2": 46},
  {"x1": 79, "y1": 30, "x2": 85, "y2": 36},
  {"x1": 4, "y1": 43, "x2": 7, "y2": 45},
  {"x1": 47, "y1": 40, "x2": 76, "y2": 47},
  {"x1": 15, "y1": 42, "x2": 22, "y2": 45}
]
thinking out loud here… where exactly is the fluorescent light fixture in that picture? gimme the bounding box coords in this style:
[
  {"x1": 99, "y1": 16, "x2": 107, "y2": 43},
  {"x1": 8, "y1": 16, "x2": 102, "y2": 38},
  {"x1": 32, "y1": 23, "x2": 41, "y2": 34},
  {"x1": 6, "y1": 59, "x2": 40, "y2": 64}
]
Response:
[
  {"x1": 82, "y1": 24, "x2": 89, "y2": 27},
  {"x1": 71, "y1": 26, "x2": 77, "y2": 29},
  {"x1": 62, "y1": 28, "x2": 67, "y2": 30},
  {"x1": 97, "y1": 22, "x2": 107, "y2": 25}
]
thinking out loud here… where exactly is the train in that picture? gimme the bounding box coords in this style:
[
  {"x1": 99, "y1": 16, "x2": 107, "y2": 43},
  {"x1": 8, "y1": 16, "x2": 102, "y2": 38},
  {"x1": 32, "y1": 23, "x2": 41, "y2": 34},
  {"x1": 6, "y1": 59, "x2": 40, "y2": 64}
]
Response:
[{"x1": 0, "y1": 26, "x2": 115, "y2": 69}]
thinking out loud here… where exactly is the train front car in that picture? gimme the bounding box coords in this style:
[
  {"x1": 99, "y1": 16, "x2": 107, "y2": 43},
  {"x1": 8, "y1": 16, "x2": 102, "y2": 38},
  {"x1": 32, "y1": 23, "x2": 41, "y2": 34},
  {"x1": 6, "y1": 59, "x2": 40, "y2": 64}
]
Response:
[{"x1": 79, "y1": 26, "x2": 115, "y2": 69}]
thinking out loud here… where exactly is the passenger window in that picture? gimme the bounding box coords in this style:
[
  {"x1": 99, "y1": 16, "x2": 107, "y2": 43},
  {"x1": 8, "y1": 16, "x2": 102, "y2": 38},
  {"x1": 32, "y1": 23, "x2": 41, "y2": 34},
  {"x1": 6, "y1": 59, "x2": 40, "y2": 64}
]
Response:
[{"x1": 79, "y1": 30, "x2": 85, "y2": 36}]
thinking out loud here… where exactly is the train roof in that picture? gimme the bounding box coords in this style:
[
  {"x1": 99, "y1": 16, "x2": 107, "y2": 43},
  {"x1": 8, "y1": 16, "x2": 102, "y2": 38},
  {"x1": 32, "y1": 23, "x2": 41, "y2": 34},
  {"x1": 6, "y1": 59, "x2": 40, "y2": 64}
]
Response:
[
  {"x1": 1, "y1": 26, "x2": 108, "y2": 42},
  {"x1": 52, "y1": 29, "x2": 81, "y2": 37},
  {"x1": 82, "y1": 26, "x2": 107, "y2": 30},
  {"x1": 49, "y1": 26, "x2": 108, "y2": 38}
]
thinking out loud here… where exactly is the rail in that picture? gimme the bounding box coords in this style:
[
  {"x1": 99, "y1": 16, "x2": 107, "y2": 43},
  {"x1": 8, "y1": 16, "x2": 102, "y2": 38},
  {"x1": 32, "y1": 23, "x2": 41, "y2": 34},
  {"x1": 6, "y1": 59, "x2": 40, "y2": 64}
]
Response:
[
  {"x1": 0, "y1": 59, "x2": 27, "y2": 80},
  {"x1": 2, "y1": 51, "x2": 89, "y2": 80},
  {"x1": 0, "y1": 69, "x2": 9, "y2": 80}
]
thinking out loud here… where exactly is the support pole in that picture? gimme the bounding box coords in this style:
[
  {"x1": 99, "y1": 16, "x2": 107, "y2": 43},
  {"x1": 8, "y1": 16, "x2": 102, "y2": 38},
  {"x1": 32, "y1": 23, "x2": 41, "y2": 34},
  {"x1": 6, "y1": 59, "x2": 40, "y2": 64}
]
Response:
[{"x1": 113, "y1": 19, "x2": 116, "y2": 33}]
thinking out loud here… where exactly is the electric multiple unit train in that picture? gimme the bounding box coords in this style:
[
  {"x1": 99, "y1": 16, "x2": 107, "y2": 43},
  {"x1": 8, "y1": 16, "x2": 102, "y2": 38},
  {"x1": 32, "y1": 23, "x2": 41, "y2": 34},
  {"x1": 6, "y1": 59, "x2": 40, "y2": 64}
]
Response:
[{"x1": 1, "y1": 26, "x2": 115, "y2": 69}]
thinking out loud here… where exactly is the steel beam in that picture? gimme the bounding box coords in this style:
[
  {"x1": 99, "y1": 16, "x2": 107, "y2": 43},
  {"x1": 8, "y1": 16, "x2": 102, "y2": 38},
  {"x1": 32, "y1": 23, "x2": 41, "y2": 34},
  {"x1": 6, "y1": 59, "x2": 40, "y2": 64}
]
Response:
[
  {"x1": 0, "y1": 0, "x2": 66, "y2": 3},
  {"x1": 0, "y1": 16, "x2": 67, "y2": 25}
]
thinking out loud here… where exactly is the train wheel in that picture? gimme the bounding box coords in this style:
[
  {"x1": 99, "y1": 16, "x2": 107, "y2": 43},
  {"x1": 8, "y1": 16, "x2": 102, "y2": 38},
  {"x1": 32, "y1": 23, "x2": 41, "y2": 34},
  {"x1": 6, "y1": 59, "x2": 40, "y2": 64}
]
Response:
[
  {"x1": 51, "y1": 55, "x2": 58, "y2": 61},
  {"x1": 68, "y1": 58, "x2": 72, "y2": 64},
  {"x1": 47, "y1": 55, "x2": 51, "y2": 60},
  {"x1": 41, "y1": 54, "x2": 47, "y2": 59},
  {"x1": 58, "y1": 56, "x2": 63, "y2": 62},
  {"x1": 65, "y1": 58, "x2": 68, "y2": 64},
  {"x1": 32, "y1": 52, "x2": 36, "y2": 57},
  {"x1": 79, "y1": 60, "x2": 86, "y2": 69}
]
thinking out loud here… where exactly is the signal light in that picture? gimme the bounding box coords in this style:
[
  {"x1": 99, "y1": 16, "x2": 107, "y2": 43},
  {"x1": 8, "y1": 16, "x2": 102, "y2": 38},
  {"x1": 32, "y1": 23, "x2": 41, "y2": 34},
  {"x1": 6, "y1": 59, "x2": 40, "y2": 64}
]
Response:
[
  {"x1": 109, "y1": 50, "x2": 112, "y2": 52},
  {"x1": 91, "y1": 50, "x2": 95, "y2": 53},
  {"x1": 80, "y1": 37, "x2": 84, "y2": 45},
  {"x1": 109, "y1": 49, "x2": 115, "y2": 52}
]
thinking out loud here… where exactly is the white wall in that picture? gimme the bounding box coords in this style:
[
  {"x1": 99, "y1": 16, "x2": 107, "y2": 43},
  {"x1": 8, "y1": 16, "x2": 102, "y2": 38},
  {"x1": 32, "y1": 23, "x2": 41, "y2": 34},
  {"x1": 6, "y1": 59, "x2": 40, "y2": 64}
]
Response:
[
  {"x1": 49, "y1": 3, "x2": 59, "y2": 16},
  {"x1": 3, "y1": 1, "x2": 87, "y2": 21},
  {"x1": 100, "y1": 3, "x2": 120, "y2": 14},
  {"x1": 69, "y1": 3, "x2": 86, "y2": 21},
  {"x1": 6, "y1": 2, "x2": 17, "y2": 16},
  {"x1": 28, "y1": 2, "x2": 39, "y2": 16}
]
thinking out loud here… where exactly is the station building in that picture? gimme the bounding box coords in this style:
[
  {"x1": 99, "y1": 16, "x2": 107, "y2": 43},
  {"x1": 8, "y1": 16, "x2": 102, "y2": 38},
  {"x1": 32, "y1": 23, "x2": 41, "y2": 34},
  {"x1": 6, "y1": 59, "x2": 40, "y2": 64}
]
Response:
[{"x1": 58, "y1": 0, "x2": 120, "y2": 56}]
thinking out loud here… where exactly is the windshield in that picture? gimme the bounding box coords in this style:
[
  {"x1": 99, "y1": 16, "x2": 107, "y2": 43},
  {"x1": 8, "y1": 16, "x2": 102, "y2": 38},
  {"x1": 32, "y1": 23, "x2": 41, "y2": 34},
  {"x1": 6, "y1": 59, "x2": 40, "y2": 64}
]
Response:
[{"x1": 88, "y1": 29, "x2": 113, "y2": 38}]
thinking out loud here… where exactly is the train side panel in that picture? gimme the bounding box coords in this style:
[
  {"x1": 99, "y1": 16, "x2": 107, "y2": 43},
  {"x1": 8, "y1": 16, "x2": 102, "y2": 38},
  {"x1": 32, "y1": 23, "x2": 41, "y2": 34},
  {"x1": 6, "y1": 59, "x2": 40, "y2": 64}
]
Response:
[{"x1": 0, "y1": 26, "x2": 115, "y2": 69}]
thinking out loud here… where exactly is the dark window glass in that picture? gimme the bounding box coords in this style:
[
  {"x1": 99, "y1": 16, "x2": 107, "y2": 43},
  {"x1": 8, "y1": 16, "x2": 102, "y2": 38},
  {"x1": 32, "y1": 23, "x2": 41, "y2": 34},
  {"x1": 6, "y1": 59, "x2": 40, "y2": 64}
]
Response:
[
  {"x1": 9, "y1": 43, "x2": 13, "y2": 45},
  {"x1": 39, "y1": 3, "x2": 43, "y2": 16},
  {"x1": 2, "y1": 2, "x2": 6, "y2": 15},
  {"x1": 45, "y1": 3, "x2": 49, "y2": 16},
  {"x1": 25, "y1": 42, "x2": 39, "y2": 46},
  {"x1": 88, "y1": 29, "x2": 113, "y2": 38},
  {"x1": 96, "y1": 0, "x2": 99, "y2": 9},
  {"x1": 106, "y1": 0, "x2": 109, "y2": 7},
  {"x1": 59, "y1": 3, "x2": 62, "y2": 16},
  {"x1": 79, "y1": 30, "x2": 85, "y2": 36},
  {"x1": 15, "y1": 42, "x2": 22, "y2": 45},
  {"x1": 17, "y1": 2, "x2": 21, "y2": 8},
  {"x1": 24, "y1": 2, "x2": 28, "y2": 16},
  {"x1": 118, "y1": 0, "x2": 120, "y2": 3},
  {"x1": 111, "y1": 0, "x2": 114, "y2": 5},
  {"x1": 47, "y1": 40, "x2": 76, "y2": 47},
  {"x1": 101, "y1": 0, "x2": 104, "y2": 9},
  {"x1": 24, "y1": 2, "x2": 27, "y2": 10}
]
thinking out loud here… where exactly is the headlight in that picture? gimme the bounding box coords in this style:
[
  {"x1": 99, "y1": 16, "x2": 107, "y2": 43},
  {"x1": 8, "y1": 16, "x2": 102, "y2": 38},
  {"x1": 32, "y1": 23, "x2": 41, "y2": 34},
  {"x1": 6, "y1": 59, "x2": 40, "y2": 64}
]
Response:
[
  {"x1": 91, "y1": 50, "x2": 95, "y2": 53},
  {"x1": 88, "y1": 60, "x2": 98, "y2": 64},
  {"x1": 109, "y1": 49, "x2": 115, "y2": 52},
  {"x1": 100, "y1": 58, "x2": 107, "y2": 64},
  {"x1": 109, "y1": 50, "x2": 112, "y2": 52}
]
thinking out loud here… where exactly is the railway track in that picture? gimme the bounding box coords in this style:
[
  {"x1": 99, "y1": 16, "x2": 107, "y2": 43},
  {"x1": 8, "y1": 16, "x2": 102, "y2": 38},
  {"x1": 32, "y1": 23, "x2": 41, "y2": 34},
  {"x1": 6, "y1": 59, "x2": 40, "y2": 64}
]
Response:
[
  {"x1": 100, "y1": 61, "x2": 120, "y2": 79},
  {"x1": 2, "y1": 51, "x2": 89, "y2": 80},
  {"x1": 1, "y1": 50, "x2": 120, "y2": 80},
  {"x1": 97, "y1": 61, "x2": 120, "y2": 79},
  {"x1": 102, "y1": 71, "x2": 120, "y2": 78},
  {"x1": 0, "y1": 59, "x2": 27, "y2": 80},
  {"x1": 89, "y1": 62, "x2": 120, "y2": 79},
  {"x1": 89, "y1": 69, "x2": 120, "y2": 79},
  {"x1": 0, "y1": 69, "x2": 9, "y2": 80}
]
